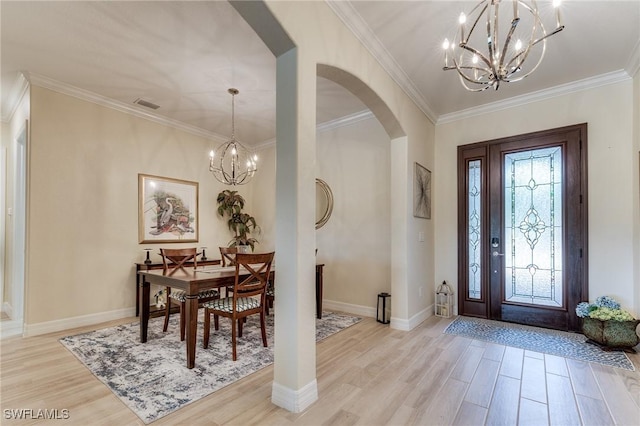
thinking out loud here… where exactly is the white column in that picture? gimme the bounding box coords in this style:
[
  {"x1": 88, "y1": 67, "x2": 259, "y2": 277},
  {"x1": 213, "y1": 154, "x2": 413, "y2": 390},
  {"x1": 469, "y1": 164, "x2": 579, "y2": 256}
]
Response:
[{"x1": 271, "y1": 47, "x2": 318, "y2": 412}]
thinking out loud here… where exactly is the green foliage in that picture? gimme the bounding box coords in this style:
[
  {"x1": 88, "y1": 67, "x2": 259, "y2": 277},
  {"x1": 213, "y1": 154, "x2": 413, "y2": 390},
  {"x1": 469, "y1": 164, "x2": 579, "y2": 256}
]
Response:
[{"x1": 216, "y1": 190, "x2": 260, "y2": 251}]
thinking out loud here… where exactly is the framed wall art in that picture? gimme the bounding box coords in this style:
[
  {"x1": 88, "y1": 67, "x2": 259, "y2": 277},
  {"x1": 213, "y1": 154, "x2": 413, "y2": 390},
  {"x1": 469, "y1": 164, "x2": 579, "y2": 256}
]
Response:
[
  {"x1": 413, "y1": 162, "x2": 431, "y2": 219},
  {"x1": 138, "y1": 174, "x2": 199, "y2": 243}
]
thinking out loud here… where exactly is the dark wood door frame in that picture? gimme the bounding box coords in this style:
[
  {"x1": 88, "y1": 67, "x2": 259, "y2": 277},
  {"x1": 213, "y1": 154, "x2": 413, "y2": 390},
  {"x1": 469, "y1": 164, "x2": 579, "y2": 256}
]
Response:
[{"x1": 457, "y1": 123, "x2": 589, "y2": 331}]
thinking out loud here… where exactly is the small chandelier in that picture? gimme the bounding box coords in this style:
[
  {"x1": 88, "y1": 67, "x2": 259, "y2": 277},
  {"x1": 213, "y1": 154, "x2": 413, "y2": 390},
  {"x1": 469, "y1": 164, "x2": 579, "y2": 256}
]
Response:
[
  {"x1": 442, "y1": 0, "x2": 564, "y2": 91},
  {"x1": 209, "y1": 88, "x2": 258, "y2": 186}
]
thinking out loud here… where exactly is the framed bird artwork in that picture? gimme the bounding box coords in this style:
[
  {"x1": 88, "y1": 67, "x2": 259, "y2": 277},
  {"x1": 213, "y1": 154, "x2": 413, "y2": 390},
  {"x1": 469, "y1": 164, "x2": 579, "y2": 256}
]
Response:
[{"x1": 138, "y1": 174, "x2": 199, "y2": 243}]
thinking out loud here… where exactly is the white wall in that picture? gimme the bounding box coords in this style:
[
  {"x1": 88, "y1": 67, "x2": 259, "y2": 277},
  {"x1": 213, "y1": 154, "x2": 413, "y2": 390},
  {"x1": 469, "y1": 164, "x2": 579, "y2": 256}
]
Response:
[{"x1": 435, "y1": 79, "x2": 638, "y2": 315}]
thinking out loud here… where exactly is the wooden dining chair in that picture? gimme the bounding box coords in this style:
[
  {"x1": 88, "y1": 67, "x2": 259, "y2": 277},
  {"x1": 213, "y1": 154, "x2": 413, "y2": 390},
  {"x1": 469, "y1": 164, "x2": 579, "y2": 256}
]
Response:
[
  {"x1": 160, "y1": 248, "x2": 219, "y2": 341},
  {"x1": 219, "y1": 246, "x2": 237, "y2": 297},
  {"x1": 202, "y1": 252, "x2": 274, "y2": 361}
]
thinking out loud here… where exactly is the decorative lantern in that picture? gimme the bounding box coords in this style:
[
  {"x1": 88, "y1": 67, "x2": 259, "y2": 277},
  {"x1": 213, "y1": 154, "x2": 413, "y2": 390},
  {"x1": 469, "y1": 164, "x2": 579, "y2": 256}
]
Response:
[
  {"x1": 377, "y1": 292, "x2": 391, "y2": 324},
  {"x1": 435, "y1": 281, "x2": 453, "y2": 318}
]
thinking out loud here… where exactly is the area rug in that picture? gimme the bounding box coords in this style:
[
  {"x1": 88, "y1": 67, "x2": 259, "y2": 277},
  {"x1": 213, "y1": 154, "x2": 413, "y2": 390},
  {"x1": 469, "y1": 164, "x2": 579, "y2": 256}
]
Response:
[
  {"x1": 444, "y1": 316, "x2": 636, "y2": 371},
  {"x1": 60, "y1": 311, "x2": 361, "y2": 423}
]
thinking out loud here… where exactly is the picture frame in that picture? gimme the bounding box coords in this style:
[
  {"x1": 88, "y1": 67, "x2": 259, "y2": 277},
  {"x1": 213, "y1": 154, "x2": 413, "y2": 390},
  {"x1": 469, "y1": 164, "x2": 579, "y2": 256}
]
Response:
[
  {"x1": 138, "y1": 174, "x2": 199, "y2": 243},
  {"x1": 413, "y1": 162, "x2": 431, "y2": 219}
]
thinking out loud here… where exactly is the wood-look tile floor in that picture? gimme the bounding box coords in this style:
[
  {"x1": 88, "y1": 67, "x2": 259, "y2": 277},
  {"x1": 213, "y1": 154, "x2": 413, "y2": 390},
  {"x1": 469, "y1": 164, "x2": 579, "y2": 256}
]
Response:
[{"x1": 1, "y1": 314, "x2": 638, "y2": 425}]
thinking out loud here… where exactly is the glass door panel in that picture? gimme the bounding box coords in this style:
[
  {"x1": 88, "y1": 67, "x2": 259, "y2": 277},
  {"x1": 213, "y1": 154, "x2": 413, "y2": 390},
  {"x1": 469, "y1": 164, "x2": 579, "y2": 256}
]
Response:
[
  {"x1": 504, "y1": 147, "x2": 563, "y2": 307},
  {"x1": 468, "y1": 159, "x2": 482, "y2": 300}
]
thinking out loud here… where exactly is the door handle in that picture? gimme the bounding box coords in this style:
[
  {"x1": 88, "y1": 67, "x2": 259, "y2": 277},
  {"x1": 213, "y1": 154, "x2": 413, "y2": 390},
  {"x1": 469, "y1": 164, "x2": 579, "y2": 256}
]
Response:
[{"x1": 492, "y1": 251, "x2": 504, "y2": 257}]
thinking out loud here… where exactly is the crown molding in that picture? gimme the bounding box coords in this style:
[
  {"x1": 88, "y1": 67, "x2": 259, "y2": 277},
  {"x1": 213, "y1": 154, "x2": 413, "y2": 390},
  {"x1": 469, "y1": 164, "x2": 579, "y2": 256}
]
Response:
[
  {"x1": 437, "y1": 70, "x2": 632, "y2": 125},
  {"x1": 325, "y1": 0, "x2": 438, "y2": 125},
  {"x1": 26, "y1": 72, "x2": 227, "y2": 143},
  {"x1": 1, "y1": 73, "x2": 30, "y2": 123},
  {"x1": 625, "y1": 38, "x2": 640, "y2": 78},
  {"x1": 316, "y1": 109, "x2": 374, "y2": 133}
]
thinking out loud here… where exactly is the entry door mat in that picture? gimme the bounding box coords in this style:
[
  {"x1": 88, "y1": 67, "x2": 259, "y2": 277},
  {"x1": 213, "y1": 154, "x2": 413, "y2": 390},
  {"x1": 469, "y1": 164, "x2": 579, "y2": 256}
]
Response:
[
  {"x1": 444, "y1": 316, "x2": 636, "y2": 371},
  {"x1": 60, "y1": 311, "x2": 361, "y2": 423}
]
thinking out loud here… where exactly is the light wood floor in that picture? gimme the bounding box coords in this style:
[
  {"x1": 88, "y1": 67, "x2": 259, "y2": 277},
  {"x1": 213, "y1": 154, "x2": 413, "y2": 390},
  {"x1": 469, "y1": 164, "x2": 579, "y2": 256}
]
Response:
[{"x1": 1, "y1": 314, "x2": 639, "y2": 425}]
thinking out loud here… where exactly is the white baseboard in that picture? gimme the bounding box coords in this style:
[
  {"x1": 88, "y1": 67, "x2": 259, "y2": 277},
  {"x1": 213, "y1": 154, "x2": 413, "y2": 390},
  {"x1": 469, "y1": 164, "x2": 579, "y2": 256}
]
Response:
[
  {"x1": 322, "y1": 299, "x2": 433, "y2": 331},
  {"x1": 271, "y1": 379, "x2": 318, "y2": 413},
  {"x1": 23, "y1": 307, "x2": 136, "y2": 337},
  {"x1": 391, "y1": 304, "x2": 434, "y2": 331},
  {"x1": 0, "y1": 319, "x2": 23, "y2": 339},
  {"x1": 322, "y1": 299, "x2": 376, "y2": 319}
]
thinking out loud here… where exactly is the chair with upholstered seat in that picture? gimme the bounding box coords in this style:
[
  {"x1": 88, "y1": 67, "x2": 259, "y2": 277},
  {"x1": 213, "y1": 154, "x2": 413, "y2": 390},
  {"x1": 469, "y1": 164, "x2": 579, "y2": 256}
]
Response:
[
  {"x1": 160, "y1": 248, "x2": 220, "y2": 341},
  {"x1": 202, "y1": 251, "x2": 274, "y2": 361}
]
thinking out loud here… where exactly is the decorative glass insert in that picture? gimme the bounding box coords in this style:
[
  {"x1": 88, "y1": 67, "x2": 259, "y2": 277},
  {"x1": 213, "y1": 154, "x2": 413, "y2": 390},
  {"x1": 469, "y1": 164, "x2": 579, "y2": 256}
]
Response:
[
  {"x1": 504, "y1": 147, "x2": 563, "y2": 307},
  {"x1": 468, "y1": 160, "x2": 482, "y2": 299}
]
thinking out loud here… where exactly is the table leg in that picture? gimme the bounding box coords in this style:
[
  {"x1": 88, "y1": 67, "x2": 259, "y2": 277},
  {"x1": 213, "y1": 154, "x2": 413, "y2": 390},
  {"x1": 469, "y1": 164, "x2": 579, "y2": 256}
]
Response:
[
  {"x1": 139, "y1": 278, "x2": 150, "y2": 343},
  {"x1": 185, "y1": 295, "x2": 198, "y2": 369}
]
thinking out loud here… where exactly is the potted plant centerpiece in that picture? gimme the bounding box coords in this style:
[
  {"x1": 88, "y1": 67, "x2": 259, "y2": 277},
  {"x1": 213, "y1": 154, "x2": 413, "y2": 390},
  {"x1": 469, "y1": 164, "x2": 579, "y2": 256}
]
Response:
[
  {"x1": 576, "y1": 296, "x2": 640, "y2": 352},
  {"x1": 216, "y1": 190, "x2": 260, "y2": 253}
]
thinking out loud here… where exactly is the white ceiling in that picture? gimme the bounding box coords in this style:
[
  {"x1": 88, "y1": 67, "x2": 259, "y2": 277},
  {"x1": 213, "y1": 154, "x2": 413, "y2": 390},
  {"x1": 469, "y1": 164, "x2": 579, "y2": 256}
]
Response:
[{"x1": 2, "y1": 1, "x2": 639, "y2": 145}]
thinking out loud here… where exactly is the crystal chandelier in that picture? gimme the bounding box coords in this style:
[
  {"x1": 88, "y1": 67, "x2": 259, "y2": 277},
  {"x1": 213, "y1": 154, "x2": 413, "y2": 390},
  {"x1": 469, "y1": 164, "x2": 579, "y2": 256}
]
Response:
[
  {"x1": 442, "y1": 0, "x2": 564, "y2": 91},
  {"x1": 209, "y1": 88, "x2": 258, "y2": 186}
]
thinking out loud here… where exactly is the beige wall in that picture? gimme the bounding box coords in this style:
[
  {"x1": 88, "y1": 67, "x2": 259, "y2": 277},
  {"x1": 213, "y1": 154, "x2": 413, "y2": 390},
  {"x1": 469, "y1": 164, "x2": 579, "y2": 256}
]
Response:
[
  {"x1": 24, "y1": 86, "x2": 251, "y2": 329},
  {"x1": 434, "y1": 79, "x2": 638, "y2": 316}
]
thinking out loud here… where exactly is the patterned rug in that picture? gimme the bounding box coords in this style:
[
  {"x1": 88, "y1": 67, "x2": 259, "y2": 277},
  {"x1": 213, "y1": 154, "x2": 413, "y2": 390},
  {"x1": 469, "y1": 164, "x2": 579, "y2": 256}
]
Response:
[
  {"x1": 444, "y1": 316, "x2": 636, "y2": 371},
  {"x1": 60, "y1": 311, "x2": 361, "y2": 423}
]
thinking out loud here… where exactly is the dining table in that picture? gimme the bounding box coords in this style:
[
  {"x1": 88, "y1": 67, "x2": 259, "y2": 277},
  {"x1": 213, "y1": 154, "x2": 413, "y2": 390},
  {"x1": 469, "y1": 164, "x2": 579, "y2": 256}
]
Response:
[{"x1": 138, "y1": 263, "x2": 324, "y2": 369}]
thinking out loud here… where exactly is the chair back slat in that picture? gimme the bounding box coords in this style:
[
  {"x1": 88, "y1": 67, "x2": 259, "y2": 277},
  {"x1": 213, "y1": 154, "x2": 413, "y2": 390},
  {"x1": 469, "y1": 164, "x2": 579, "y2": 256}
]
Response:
[
  {"x1": 160, "y1": 248, "x2": 198, "y2": 276},
  {"x1": 219, "y1": 246, "x2": 238, "y2": 267},
  {"x1": 232, "y1": 252, "x2": 274, "y2": 299}
]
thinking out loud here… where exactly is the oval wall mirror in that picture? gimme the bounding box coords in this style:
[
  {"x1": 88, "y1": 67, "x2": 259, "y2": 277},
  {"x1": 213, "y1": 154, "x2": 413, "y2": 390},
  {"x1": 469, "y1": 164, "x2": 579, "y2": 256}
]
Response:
[{"x1": 315, "y1": 178, "x2": 334, "y2": 229}]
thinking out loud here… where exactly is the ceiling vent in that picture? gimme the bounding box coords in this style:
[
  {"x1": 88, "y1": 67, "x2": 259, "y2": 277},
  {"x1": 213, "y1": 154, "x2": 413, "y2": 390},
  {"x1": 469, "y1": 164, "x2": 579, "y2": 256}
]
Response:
[{"x1": 133, "y1": 98, "x2": 160, "y2": 110}]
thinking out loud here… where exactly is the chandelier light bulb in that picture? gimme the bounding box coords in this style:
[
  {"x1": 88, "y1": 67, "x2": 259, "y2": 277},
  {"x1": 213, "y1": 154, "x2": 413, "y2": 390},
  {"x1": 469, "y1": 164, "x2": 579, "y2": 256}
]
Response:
[
  {"x1": 442, "y1": 38, "x2": 450, "y2": 50},
  {"x1": 472, "y1": 54, "x2": 478, "y2": 64},
  {"x1": 458, "y1": 13, "x2": 466, "y2": 24},
  {"x1": 515, "y1": 39, "x2": 523, "y2": 51},
  {"x1": 209, "y1": 150, "x2": 214, "y2": 159},
  {"x1": 553, "y1": 0, "x2": 561, "y2": 8}
]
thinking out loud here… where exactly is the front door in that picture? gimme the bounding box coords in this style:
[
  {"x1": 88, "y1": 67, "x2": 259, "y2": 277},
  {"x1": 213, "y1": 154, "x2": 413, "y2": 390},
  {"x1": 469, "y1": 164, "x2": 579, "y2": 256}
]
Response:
[{"x1": 458, "y1": 124, "x2": 588, "y2": 331}]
